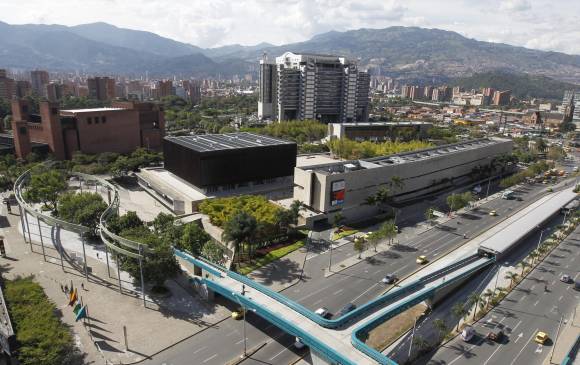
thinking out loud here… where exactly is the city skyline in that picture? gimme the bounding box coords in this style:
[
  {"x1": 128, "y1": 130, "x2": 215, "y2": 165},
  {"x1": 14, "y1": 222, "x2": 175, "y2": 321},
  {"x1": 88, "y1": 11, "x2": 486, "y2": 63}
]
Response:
[{"x1": 1, "y1": 0, "x2": 580, "y2": 55}]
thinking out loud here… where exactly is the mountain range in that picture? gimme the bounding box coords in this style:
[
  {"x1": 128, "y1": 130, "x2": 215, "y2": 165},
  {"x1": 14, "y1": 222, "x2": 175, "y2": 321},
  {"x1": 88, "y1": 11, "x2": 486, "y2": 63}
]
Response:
[{"x1": 2, "y1": 21, "x2": 580, "y2": 88}]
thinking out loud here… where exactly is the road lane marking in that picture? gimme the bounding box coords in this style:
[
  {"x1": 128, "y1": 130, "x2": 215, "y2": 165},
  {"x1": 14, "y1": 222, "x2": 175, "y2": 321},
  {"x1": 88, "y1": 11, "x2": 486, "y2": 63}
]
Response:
[
  {"x1": 193, "y1": 346, "x2": 208, "y2": 354},
  {"x1": 202, "y1": 354, "x2": 218, "y2": 363},
  {"x1": 269, "y1": 347, "x2": 288, "y2": 361},
  {"x1": 235, "y1": 338, "x2": 247, "y2": 345},
  {"x1": 333, "y1": 289, "x2": 344, "y2": 295},
  {"x1": 351, "y1": 283, "x2": 379, "y2": 303},
  {"x1": 559, "y1": 295, "x2": 563, "y2": 302},
  {"x1": 535, "y1": 344, "x2": 543, "y2": 353},
  {"x1": 509, "y1": 328, "x2": 539, "y2": 365},
  {"x1": 312, "y1": 299, "x2": 322, "y2": 306},
  {"x1": 533, "y1": 300, "x2": 540, "y2": 306}
]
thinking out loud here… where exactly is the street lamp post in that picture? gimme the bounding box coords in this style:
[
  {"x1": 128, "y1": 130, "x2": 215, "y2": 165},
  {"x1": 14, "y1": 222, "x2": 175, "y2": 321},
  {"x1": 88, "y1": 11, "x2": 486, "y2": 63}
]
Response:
[
  {"x1": 408, "y1": 317, "x2": 418, "y2": 358},
  {"x1": 233, "y1": 293, "x2": 256, "y2": 359},
  {"x1": 537, "y1": 226, "x2": 549, "y2": 251}
]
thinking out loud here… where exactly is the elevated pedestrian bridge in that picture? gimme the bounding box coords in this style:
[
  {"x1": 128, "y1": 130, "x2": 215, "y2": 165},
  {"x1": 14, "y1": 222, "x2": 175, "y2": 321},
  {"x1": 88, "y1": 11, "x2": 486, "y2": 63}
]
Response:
[{"x1": 178, "y1": 250, "x2": 492, "y2": 365}]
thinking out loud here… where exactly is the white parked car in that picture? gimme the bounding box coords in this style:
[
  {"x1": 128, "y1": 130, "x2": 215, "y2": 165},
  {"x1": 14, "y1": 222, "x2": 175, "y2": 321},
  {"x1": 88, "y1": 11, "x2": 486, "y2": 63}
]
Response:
[{"x1": 315, "y1": 307, "x2": 330, "y2": 318}]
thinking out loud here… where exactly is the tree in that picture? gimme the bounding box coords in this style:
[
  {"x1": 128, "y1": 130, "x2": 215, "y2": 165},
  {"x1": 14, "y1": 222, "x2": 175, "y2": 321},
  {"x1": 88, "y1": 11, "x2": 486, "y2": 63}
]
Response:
[
  {"x1": 57, "y1": 192, "x2": 107, "y2": 237},
  {"x1": 201, "y1": 240, "x2": 226, "y2": 265},
  {"x1": 354, "y1": 236, "x2": 366, "y2": 259},
  {"x1": 425, "y1": 207, "x2": 436, "y2": 225},
  {"x1": 468, "y1": 292, "x2": 481, "y2": 320},
  {"x1": 433, "y1": 318, "x2": 448, "y2": 342},
  {"x1": 483, "y1": 289, "x2": 494, "y2": 309},
  {"x1": 151, "y1": 212, "x2": 175, "y2": 234},
  {"x1": 107, "y1": 211, "x2": 144, "y2": 234},
  {"x1": 504, "y1": 271, "x2": 519, "y2": 287},
  {"x1": 23, "y1": 170, "x2": 67, "y2": 213},
  {"x1": 380, "y1": 220, "x2": 398, "y2": 245},
  {"x1": 452, "y1": 303, "x2": 467, "y2": 331},
  {"x1": 517, "y1": 261, "x2": 530, "y2": 276},
  {"x1": 222, "y1": 210, "x2": 257, "y2": 264},
  {"x1": 178, "y1": 223, "x2": 211, "y2": 256},
  {"x1": 332, "y1": 212, "x2": 344, "y2": 229},
  {"x1": 390, "y1": 175, "x2": 405, "y2": 192},
  {"x1": 366, "y1": 231, "x2": 381, "y2": 252},
  {"x1": 412, "y1": 335, "x2": 429, "y2": 354}
]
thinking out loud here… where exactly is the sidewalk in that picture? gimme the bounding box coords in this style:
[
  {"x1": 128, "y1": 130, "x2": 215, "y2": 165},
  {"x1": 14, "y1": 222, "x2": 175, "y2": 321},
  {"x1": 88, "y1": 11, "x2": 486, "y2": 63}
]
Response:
[{"x1": 2, "y1": 207, "x2": 228, "y2": 364}]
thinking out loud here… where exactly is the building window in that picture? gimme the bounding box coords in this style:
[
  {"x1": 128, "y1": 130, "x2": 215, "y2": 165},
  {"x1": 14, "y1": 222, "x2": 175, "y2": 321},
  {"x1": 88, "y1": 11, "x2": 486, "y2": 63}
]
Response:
[
  {"x1": 19, "y1": 127, "x2": 27, "y2": 135},
  {"x1": 102, "y1": 116, "x2": 107, "y2": 123},
  {"x1": 87, "y1": 117, "x2": 92, "y2": 125},
  {"x1": 51, "y1": 107, "x2": 58, "y2": 115},
  {"x1": 95, "y1": 117, "x2": 100, "y2": 124}
]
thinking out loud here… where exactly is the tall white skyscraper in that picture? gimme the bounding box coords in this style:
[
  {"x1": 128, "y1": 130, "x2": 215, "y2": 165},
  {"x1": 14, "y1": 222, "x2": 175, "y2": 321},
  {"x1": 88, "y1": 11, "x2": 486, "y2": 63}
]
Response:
[{"x1": 259, "y1": 52, "x2": 370, "y2": 123}]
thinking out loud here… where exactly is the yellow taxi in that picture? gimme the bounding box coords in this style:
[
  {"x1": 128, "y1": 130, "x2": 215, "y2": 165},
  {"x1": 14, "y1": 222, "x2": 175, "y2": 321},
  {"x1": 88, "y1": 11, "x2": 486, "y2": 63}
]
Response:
[
  {"x1": 231, "y1": 308, "x2": 245, "y2": 320},
  {"x1": 534, "y1": 331, "x2": 548, "y2": 345},
  {"x1": 489, "y1": 210, "x2": 498, "y2": 216},
  {"x1": 416, "y1": 255, "x2": 429, "y2": 265}
]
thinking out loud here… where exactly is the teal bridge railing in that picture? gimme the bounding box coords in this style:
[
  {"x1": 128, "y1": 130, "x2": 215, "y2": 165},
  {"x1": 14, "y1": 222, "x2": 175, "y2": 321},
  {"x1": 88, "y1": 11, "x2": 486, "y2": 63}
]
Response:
[{"x1": 176, "y1": 249, "x2": 493, "y2": 365}]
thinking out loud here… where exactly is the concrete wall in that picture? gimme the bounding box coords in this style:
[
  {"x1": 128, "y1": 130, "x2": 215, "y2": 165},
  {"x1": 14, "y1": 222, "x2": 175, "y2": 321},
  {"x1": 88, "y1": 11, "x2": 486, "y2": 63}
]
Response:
[{"x1": 294, "y1": 139, "x2": 513, "y2": 222}]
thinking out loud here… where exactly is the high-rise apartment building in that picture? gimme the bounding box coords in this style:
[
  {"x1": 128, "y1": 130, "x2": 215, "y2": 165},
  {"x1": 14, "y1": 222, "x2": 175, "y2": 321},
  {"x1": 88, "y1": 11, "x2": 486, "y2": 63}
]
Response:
[
  {"x1": 259, "y1": 52, "x2": 370, "y2": 123},
  {"x1": 492, "y1": 90, "x2": 511, "y2": 106},
  {"x1": 183, "y1": 80, "x2": 202, "y2": 105},
  {"x1": 561, "y1": 90, "x2": 580, "y2": 127},
  {"x1": 88, "y1": 77, "x2": 116, "y2": 101},
  {"x1": 30, "y1": 70, "x2": 49, "y2": 97},
  {"x1": 15, "y1": 81, "x2": 32, "y2": 98},
  {"x1": 0, "y1": 69, "x2": 15, "y2": 100}
]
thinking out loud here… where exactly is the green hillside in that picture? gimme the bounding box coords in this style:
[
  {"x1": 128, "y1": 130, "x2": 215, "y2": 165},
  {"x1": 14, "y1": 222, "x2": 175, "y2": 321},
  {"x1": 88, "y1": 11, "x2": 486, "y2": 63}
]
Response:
[{"x1": 451, "y1": 71, "x2": 578, "y2": 100}]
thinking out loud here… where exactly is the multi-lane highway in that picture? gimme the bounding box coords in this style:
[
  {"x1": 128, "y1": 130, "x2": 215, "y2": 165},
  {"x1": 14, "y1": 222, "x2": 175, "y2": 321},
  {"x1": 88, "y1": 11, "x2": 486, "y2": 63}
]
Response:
[
  {"x1": 420, "y1": 225, "x2": 580, "y2": 365},
  {"x1": 146, "y1": 178, "x2": 569, "y2": 365}
]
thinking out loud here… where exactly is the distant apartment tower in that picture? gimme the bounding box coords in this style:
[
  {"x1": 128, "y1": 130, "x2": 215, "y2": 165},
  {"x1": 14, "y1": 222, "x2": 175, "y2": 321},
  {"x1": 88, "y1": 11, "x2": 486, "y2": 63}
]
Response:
[
  {"x1": 30, "y1": 70, "x2": 49, "y2": 97},
  {"x1": 258, "y1": 52, "x2": 370, "y2": 123},
  {"x1": 183, "y1": 80, "x2": 202, "y2": 105},
  {"x1": 561, "y1": 90, "x2": 580, "y2": 127},
  {"x1": 409, "y1": 86, "x2": 422, "y2": 100},
  {"x1": 88, "y1": 77, "x2": 116, "y2": 101},
  {"x1": 492, "y1": 90, "x2": 511, "y2": 106},
  {"x1": 400, "y1": 85, "x2": 411, "y2": 99},
  {"x1": 15, "y1": 81, "x2": 32, "y2": 98},
  {"x1": 423, "y1": 86, "x2": 434, "y2": 100},
  {"x1": 0, "y1": 69, "x2": 15, "y2": 100},
  {"x1": 154, "y1": 80, "x2": 174, "y2": 99},
  {"x1": 483, "y1": 87, "x2": 495, "y2": 97}
]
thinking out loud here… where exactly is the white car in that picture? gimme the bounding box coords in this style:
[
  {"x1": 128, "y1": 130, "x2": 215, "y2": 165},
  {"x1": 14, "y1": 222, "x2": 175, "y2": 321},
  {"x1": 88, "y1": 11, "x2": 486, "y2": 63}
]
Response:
[
  {"x1": 315, "y1": 307, "x2": 330, "y2": 318},
  {"x1": 561, "y1": 274, "x2": 571, "y2": 283},
  {"x1": 461, "y1": 326, "x2": 475, "y2": 342},
  {"x1": 294, "y1": 337, "x2": 306, "y2": 349}
]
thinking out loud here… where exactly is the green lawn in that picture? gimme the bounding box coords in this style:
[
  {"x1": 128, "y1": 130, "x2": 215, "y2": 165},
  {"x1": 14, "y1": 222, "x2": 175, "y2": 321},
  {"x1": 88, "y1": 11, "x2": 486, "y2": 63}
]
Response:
[
  {"x1": 332, "y1": 229, "x2": 359, "y2": 241},
  {"x1": 238, "y1": 240, "x2": 305, "y2": 275}
]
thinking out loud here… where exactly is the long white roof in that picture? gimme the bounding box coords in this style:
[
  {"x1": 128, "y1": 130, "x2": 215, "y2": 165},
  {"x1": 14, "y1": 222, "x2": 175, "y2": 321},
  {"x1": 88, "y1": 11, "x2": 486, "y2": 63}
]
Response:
[{"x1": 477, "y1": 187, "x2": 577, "y2": 256}]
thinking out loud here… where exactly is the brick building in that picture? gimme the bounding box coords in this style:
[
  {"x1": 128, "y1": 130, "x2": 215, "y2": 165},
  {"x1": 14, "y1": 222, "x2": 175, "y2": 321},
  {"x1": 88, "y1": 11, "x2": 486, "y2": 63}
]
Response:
[
  {"x1": 10, "y1": 99, "x2": 164, "y2": 160},
  {"x1": 0, "y1": 69, "x2": 15, "y2": 100}
]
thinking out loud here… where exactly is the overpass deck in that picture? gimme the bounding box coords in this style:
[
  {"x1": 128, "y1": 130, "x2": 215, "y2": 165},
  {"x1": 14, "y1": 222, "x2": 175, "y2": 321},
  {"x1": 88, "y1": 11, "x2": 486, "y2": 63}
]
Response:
[{"x1": 477, "y1": 188, "x2": 576, "y2": 257}]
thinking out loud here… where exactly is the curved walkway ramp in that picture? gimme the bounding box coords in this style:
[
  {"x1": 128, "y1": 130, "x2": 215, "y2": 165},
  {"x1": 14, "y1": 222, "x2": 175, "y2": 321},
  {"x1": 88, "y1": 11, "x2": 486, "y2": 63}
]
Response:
[{"x1": 177, "y1": 249, "x2": 492, "y2": 365}]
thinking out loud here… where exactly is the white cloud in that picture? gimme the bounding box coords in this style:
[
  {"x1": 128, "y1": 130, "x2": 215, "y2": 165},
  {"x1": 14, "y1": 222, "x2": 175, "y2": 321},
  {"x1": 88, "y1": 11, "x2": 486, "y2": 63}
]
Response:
[
  {"x1": 499, "y1": 0, "x2": 532, "y2": 12},
  {"x1": 0, "y1": 0, "x2": 579, "y2": 55}
]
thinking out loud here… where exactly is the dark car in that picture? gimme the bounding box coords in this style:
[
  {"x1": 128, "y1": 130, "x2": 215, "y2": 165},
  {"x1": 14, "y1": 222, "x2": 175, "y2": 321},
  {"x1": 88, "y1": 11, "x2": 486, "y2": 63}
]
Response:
[
  {"x1": 487, "y1": 330, "x2": 504, "y2": 342},
  {"x1": 337, "y1": 303, "x2": 356, "y2": 317}
]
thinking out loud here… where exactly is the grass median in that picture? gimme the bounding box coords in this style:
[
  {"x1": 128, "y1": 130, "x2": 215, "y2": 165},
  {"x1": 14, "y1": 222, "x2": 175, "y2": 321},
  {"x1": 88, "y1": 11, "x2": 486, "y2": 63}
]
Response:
[{"x1": 238, "y1": 240, "x2": 305, "y2": 275}]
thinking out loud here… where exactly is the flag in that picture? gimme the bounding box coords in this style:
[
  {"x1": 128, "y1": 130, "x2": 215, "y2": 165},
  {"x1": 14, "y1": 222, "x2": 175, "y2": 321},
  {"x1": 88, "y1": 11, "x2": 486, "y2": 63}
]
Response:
[
  {"x1": 73, "y1": 302, "x2": 82, "y2": 315},
  {"x1": 68, "y1": 288, "x2": 77, "y2": 306},
  {"x1": 75, "y1": 306, "x2": 86, "y2": 321}
]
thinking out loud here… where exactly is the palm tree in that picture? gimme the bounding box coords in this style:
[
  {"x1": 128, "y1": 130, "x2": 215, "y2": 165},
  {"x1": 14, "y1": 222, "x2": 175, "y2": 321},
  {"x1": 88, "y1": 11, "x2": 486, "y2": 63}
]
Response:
[
  {"x1": 452, "y1": 303, "x2": 467, "y2": 331},
  {"x1": 483, "y1": 289, "x2": 494, "y2": 309},
  {"x1": 468, "y1": 292, "x2": 482, "y2": 320},
  {"x1": 505, "y1": 271, "x2": 519, "y2": 288},
  {"x1": 412, "y1": 335, "x2": 429, "y2": 354},
  {"x1": 517, "y1": 261, "x2": 530, "y2": 276},
  {"x1": 528, "y1": 250, "x2": 539, "y2": 264},
  {"x1": 221, "y1": 210, "x2": 257, "y2": 265},
  {"x1": 433, "y1": 318, "x2": 448, "y2": 342}
]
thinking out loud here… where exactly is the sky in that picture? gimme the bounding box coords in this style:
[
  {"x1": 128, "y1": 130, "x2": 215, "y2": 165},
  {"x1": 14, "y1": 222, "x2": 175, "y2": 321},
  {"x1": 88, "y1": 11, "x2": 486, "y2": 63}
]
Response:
[{"x1": 1, "y1": 0, "x2": 579, "y2": 55}]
